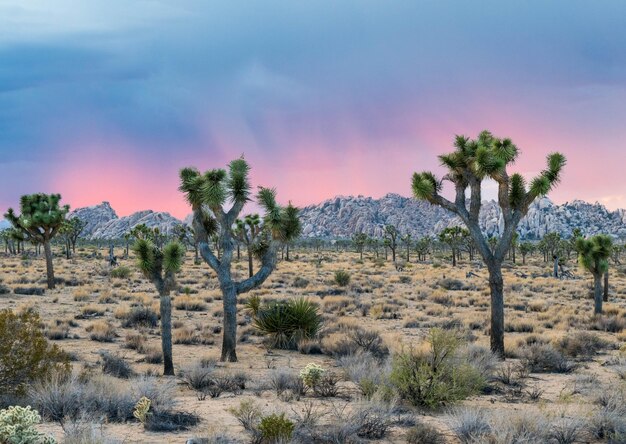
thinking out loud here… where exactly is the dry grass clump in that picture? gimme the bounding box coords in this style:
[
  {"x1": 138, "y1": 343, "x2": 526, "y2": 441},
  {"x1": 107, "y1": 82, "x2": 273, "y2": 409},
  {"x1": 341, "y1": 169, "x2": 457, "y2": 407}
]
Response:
[
  {"x1": 174, "y1": 295, "x2": 208, "y2": 311},
  {"x1": 86, "y1": 320, "x2": 117, "y2": 342}
]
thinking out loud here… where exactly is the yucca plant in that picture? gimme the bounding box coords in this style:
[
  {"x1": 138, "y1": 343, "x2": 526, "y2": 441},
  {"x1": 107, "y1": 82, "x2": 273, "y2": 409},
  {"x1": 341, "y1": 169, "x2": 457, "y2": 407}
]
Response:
[
  {"x1": 250, "y1": 298, "x2": 321, "y2": 349},
  {"x1": 576, "y1": 234, "x2": 613, "y2": 314},
  {"x1": 412, "y1": 131, "x2": 565, "y2": 357},
  {"x1": 132, "y1": 235, "x2": 185, "y2": 375},
  {"x1": 179, "y1": 157, "x2": 302, "y2": 361}
]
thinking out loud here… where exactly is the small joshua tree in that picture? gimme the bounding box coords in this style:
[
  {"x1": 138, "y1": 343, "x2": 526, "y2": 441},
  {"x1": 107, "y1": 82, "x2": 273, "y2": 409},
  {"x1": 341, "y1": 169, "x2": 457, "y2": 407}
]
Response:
[
  {"x1": 576, "y1": 234, "x2": 613, "y2": 314},
  {"x1": 132, "y1": 232, "x2": 185, "y2": 375},
  {"x1": 234, "y1": 214, "x2": 262, "y2": 277},
  {"x1": 438, "y1": 226, "x2": 469, "y2": 267},
  {"x1": 352, "y1": 232, "x2": 368, "y2": 260},
  {"x1": 412, "y1": 130, "x2": 565, "y2": 356},
  {"x1": 383, "y1": 224, "x2": 398, "y2": 262},
  {"x1": 179, "y1": 157, "x2": 301, "y2": 361},
  {"x1": 60, "y1": 217, "x2": 86, "y2": 259},
  {"x1": 4, "y1": 193, "x2": 69, "y2": 289}
]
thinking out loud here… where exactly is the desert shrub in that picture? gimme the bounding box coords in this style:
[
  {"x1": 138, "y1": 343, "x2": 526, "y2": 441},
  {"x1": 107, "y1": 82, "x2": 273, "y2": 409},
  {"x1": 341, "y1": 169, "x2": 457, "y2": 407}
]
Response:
[
  {"x1": 121, "y1": 306, "x2": 158, "y2": 328},
  {"x1": 0, "y1": 405, "x2": 56, "y2": 444},
  {"x1": 333, "y1": 270, "x2": 351, "y2": 287},
  {"x1": 13, "y1": 286, "x2": 45, "y2": 296},
  {"x1": 174, "y1": 295, "x2": 207, "y2": 312},
  {"x1": 438, "y1": 278, "x2": 466, "y2": 291},
  {"x1": 0, "y1": 283, "x2": 10, "y2": 294},
  {"x1": 180, "y1": 363, "x2": 215, "y2": 392},
  {"x1": 489, "y1": 411, "x2": 549, "y2": 443},
  {"x1": 143, "y1": 347, "x2": 163, "y2": 364},
  {"x1": 321, "y1": 327, "x2": 388, "y2": 359},
  {"x1": 143, "y1": 410, "x2": 201, "y2": 432},
  {"x1": 350, "y1": 403, "x2": 393, "y2": 439},
  {"x1": 269, "y1": 370, "x2": 307, "y2": 400},
  {"x1": 124, "y1": 333, "x2": 147, "y2": 351},
  {"x1": 448, "y1": 408, "x2": 491, "y2": 443},
  {"x1": 556, "y1": 331, "x2": 609, "y2": 359},
  {"x1": 390, "y1": 329, "x2": 484, "y2": 408},
  {"x1": 228, "y1": 400, "x2": 262, "y2": 439},
  {"x1": 293, "y1": 277, "x2": 309, "y2": 288},
  {"x1": 519, "y1": 343, "x2": 573, "y2": 373},
  {"x1": 405, "y1": 421, "x2": 445, "y2": 444},
  {"x1": 547, "y1": 417, "x2": 585, "y2": 444},
  {"x1": 338, "y1": 352, "x2": 391, "y2": 399},
  {"x1": 100, "y1": 352, "x2": 134, "y2": 379},
  {"x1": 459, "y1": 345, "x2": 499, "y2": 381},
  {"x1": 297, "y1": 339, "x2": 323, "y2": 355},
  {"x1": 299, "y1": 363, "x2": 325, "y2": 389},
  {"x1": 0, "y1": 309, "x2": 70, "y2": 397},
  {"x1": 250, "y1": 298, "x2": 322, "y2": 349},
  {"x1": 258, "y1": 413, "x2": 294, "y2": 443},
  {"x1": 110, "y1": 266, "x2": 132, "y2": 279},
  {"x1": 87, "y1": 321, "x2": 117, "y2": 342},
  {"x1": 62, "y1": 418, "x2": 120, "y2": 444},
  {"x1": 591, "y1": 315, "x2": 625, "y2": 333}
]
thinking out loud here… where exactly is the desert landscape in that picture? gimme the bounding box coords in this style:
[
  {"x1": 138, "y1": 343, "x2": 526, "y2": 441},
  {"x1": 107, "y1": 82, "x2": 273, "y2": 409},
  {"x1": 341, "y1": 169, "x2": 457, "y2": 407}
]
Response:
[
  {"x1": 1, "y1": 209, "x2": 626, "y2": 443},
  {"x1": 2, "y1": 2, "x2": 626, "y2": 443}
]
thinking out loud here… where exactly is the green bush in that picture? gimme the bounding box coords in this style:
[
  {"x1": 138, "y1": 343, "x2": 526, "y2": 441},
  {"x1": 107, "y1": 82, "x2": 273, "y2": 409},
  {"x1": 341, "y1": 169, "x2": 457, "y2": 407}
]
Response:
[
  {"x1": 0, "y1": 309, "x2": 70, "y2": 397},
  {"x1": 258, "y1": 413, "x2": 294, "y2": 443},
  {"x1": 389, "y1": 329, "x2": 484, "y2": 408},
  {"x1": 110, "y1": 266, "x2": 132, "y2": 279},
  {"x1": 0, "y1": 406, "x2": 56, "y2": 444},
  {"x1": 334, "y1": 270, "x2": 351, "y2": 287},
  {"x1": 249, "y1": 298, "x2": 322, "y2": 349}
]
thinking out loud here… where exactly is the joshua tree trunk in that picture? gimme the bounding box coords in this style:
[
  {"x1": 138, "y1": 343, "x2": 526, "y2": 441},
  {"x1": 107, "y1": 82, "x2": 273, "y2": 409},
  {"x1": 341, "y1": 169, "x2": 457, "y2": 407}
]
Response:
[
  {"x1": 247, "y1": 249, "x2": 253, "y2": 278},
  {"x1": 43, "y1": 240, "x2": 55, "y2": 289},
  {"x1": 553, "y1": 256, "x2": 559, "y2": 278},
  {"x1": 159, "y1": 288, "x2": 174, "y2": 376},
  {"x1": 593, "y1": 273, "x2": 603, "y2": 314},
  {"x1": 603, "y1": 271, "x2": 609, "y2": 302},
  {"x1": 220, "y1": 281, "x2": 238, "y2": 362},
  {"x1": 487, "y1": 262, "x2": 505, "y2": 356},
  {"x1": 285, "y1": 244, "x2": 290, "y2": 261},
  {"x1": 452, "y1": 249, "x2": 457, "y2": 267}
]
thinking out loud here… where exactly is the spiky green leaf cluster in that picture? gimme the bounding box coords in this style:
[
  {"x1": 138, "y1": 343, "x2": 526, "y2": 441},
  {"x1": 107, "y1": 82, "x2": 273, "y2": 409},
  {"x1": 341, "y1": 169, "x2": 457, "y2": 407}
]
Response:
[
  {"x1": 163, "y1": 242, "x2": 185, "y2": 274},
  {"x1": 576, "y1": 234, "x2": 613, "y2": 275},
  {"x1": 227, "y1": 157, "x2": 251, "y2": 203},
  {"x1": 529, "y1": 152, "x2": 566, "y2": 197},
  {"x1": 412, "y1": 172, "x2": 441, "y2": 201}
]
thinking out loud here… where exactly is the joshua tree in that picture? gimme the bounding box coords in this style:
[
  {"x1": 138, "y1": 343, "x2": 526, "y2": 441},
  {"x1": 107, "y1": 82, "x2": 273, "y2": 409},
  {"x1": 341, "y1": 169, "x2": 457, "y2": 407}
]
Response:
[
  {"x1": 519, "y1": 241, "x2": 535, "y2": 265},
  {"x1": 383, "y1": 224, "x2": 398, "y2": 262},
  {"x1": 414, "y1": 236, "x2": 432, "y2": 262},
  {"x1": 352, "y1": 232, "x2": 368, "y2": 260},
  {"x1": 60, "y1": 217, "x2": 86, "y2": 258},
  {"x1": 132, "y1": 235, "x2": 185, "y2": 375},
  {"x1": 401, "y1": 233, "x2": 412, "y2": 262},
  {"x1": 576, "y1": 234, "x2": 613, "y2": 314},
  {"x1": 439, "y1": 226, "x2": 469, "y2": 267},
  {"x1": 234, "y1": 214, "x2": 261, "y2": 278},
  {"x1": 5, "y1": 194, "x2": 69, "y2": 289},
  {"x1": 179, "y1": 157, "x2": 301, "y2": 361},
  {"x1": 412, "y1": 130, "x2": 565, "y2": 356}
]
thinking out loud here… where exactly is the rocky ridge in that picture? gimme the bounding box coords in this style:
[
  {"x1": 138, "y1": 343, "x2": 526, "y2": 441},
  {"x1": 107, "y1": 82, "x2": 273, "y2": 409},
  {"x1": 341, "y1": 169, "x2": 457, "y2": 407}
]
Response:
[{"x1": 299, "y1": 194, "x2": 626, "y2": 240}]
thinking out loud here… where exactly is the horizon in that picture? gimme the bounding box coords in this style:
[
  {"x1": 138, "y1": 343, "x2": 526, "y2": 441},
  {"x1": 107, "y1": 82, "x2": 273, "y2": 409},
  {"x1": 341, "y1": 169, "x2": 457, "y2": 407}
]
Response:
[{"x1": 3, "y1": 1, "x2": 626, "y2": 218}]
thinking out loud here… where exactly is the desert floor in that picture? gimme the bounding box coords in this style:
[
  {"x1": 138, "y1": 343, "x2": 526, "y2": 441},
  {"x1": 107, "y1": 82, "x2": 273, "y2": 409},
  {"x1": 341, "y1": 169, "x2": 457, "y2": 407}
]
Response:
[{"x1": 1, "y1": 247, "x2": 625, "y2": 443}]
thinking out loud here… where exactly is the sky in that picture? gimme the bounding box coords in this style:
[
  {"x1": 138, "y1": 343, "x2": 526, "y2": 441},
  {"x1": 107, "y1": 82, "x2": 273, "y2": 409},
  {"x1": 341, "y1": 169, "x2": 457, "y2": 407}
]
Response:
[{"x1": 1, "y1": 1, "x2": 626, "y2": 218}]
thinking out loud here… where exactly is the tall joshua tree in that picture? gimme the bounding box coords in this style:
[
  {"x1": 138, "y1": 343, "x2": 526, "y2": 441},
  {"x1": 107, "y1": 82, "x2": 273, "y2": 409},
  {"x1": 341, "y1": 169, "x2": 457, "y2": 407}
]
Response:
[
  {"x1": 179, "y1": 157, "x2": 301, "y2": 362},
  {"x1": 383, "y1": 224, "x2": 398, "y2": 262},
  {"x1": 5, "y1": 194, "x2": 69, "y2": 289},
  {"x1": 576, "y1": 234, "x2": 612, "y2": 314},
  {"x1": 439, "y1": 226, "x2": 469, "y2": 267},
  {"x1": 133, "y1": 235, "x2": 185, "y2": 375},
  {"x1": 412, "y1": 130, "x2": 565, "y2": 356},
  {"x1": 234, "y1": 214, "x2": 261, "y2": 278}
]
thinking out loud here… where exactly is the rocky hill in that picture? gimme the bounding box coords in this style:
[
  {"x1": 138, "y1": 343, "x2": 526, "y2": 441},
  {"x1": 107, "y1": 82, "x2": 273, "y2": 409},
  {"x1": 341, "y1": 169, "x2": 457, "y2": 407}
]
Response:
[
  {"x1": 299, "y1": 194, "x2": 626, "y2": 240},
  {"x1": 47, "y1": 195, "x2": 626, "y2": 241},
  {"x1": 69, "y1": 202, "x2": 182, "y2": 240}
]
